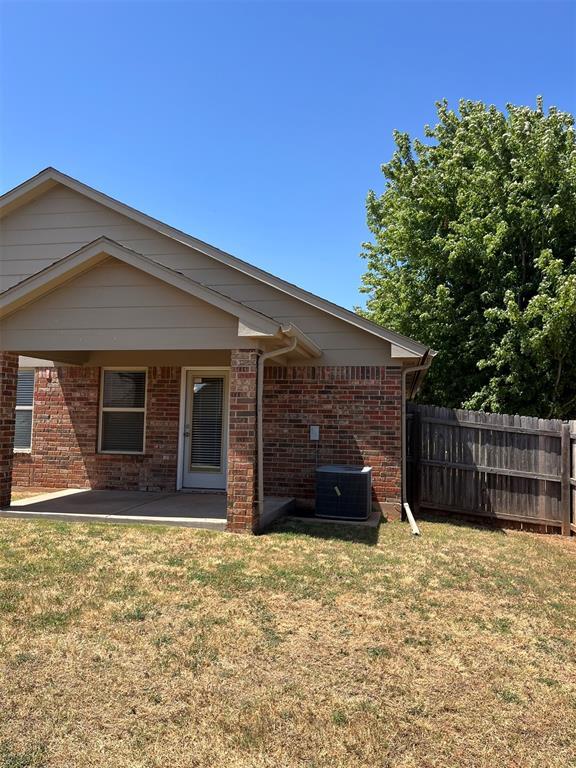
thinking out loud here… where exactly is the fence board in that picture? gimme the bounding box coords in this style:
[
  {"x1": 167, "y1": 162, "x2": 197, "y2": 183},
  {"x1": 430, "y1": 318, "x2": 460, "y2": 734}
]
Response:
[
  {"x1": 407, "y1": 404, "x2": 570, "y2": 532},
  {"x1": 570, "y1": 420, "x2": 576, "y2": 530}
]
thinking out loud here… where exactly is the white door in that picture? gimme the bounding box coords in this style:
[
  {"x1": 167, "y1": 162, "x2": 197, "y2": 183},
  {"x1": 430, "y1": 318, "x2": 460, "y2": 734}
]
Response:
[{"x1": 182, "y1": 370, "x2": 229, "y2": 490}]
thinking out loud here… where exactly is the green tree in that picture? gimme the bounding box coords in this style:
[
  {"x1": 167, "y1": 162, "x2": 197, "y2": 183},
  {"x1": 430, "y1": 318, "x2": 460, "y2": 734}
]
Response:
[{"x1": 361, "y1": 98, "x2": 576, "y2": 418}]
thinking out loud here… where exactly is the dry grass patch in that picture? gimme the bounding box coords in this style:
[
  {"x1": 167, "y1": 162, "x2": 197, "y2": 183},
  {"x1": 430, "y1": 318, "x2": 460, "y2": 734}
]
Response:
[{"x1": 0, "y1": 517, "x2": 575, "y2": 767}]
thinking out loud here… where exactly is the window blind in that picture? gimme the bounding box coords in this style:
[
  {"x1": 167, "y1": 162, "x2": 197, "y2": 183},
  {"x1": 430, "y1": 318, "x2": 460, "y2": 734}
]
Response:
[
  {"x1": 102, "y1": 370, "x2": 146, "y2": 408},
  {"x1": 101, "y1": 412, "x2": 145, "y2": 453},
  {"x1": 190, "y1": 378, "x2": 224, "y2": 470},
  {"x1": 14, "y1": 411, "x2": 33, "y2": 450},
  {"x1": 100, "y1": 370, "x2": 146, "y2": 453},
  {"x1": 16, "y1": 369, "x2": 34, "y2": 407},
  {"x1": 15, "y1": 369, "x2": 34, "y2": 450}
]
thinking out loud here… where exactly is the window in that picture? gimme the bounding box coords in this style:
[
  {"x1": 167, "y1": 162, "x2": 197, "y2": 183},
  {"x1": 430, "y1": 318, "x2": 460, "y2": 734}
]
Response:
[
  {"x1": 190, "y1": 377, "x2": 224, "y2": 470},
  {"x1": 15, "y1": 369, "x2": 35, "y2": 451},
  {"x1": 99, "y1": 369, "x2": 147, "y2": 453}
]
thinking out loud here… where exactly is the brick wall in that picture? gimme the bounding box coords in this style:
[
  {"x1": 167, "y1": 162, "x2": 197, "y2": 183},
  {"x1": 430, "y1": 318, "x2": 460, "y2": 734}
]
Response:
[
  {"x1": 13, "y1": 362, "x2": 403, "y2": 520},
  {"x1": 226, "y1": 349, "x2": 259, "y2": 533},
  {"x1": 13, "y1": 366, "x2": 181, "y2": 491},
  {"x1": 262, "y1": 365, "x2": 402, "y2": 511},
  {"x1": 0, "y1": 352, "x2": 18, "y2": 508}
]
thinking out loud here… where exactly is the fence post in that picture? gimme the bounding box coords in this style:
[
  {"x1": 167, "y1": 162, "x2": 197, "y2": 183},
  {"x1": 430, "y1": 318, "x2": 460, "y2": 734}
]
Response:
[{"x1": 561, "y1": 421, "x2": 571, "y2": 537}]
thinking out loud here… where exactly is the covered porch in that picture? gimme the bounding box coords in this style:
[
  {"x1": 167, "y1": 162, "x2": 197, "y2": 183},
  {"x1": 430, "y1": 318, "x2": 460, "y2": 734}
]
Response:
[
  {"x1": 0, "y1": 238, "x2": 320, "y2": 533},
  {"x1": 0, "y1": 344, "x2": 314, "y2": 533}
]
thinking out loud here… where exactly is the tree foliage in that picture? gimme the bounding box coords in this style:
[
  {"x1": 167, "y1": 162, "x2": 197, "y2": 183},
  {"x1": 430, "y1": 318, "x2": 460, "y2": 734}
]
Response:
[{"x1": 361, "y1": 99, "x2": 576, "y2": 418}]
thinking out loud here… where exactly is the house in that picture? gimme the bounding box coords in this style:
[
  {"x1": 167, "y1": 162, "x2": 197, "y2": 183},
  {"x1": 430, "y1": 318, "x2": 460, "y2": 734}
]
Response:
[{"x1": 0, "y1": 168, "x2": 433, "y2": 532}]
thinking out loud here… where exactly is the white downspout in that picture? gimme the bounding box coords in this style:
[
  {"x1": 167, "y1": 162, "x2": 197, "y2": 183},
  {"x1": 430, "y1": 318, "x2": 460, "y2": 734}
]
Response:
[
  {"x1": 401, "y1": 357, "x2": 433, "y2": 536},
  {"x1": 256, "y1": 335, "x2": 298, "y2": 528}
]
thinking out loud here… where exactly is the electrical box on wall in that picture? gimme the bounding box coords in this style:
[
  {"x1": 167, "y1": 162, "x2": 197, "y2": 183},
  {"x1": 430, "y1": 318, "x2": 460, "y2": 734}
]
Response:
[{"x1": 309, "y1": 425, "x2": 320, "y2": 441}]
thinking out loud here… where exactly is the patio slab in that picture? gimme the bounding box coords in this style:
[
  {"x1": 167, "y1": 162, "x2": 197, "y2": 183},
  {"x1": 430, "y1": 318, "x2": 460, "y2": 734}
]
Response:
[
  {"x1": 2, "y1": 489, "x2": 227, "y2": 529},
  {"x1": 0, "y1": 489, "x2": 294, "y2": 530},
  {"x1": 11, "y1": 489, "x2": 173, "y2": 514}
]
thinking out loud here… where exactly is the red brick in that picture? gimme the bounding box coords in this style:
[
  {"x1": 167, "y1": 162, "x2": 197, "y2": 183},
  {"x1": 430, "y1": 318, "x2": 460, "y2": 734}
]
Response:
[
  {"x1": 0, "y1": 352, "x2": 18, "y2": 507},
  {"x1": 13, "y1": 365, "x2": 180, "y2": 491},
  {"x1": 262, "y1": 365, "x2": 401, "y2": 507},
  {"x1": 13, "y1": 359, "x2": 403, "y2": 527}
]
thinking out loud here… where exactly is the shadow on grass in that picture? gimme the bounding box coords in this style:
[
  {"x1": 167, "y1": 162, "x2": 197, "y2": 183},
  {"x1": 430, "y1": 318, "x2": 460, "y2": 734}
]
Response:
[{"x1": 266, "y1": 515, "x2": 381, "y2": 546}]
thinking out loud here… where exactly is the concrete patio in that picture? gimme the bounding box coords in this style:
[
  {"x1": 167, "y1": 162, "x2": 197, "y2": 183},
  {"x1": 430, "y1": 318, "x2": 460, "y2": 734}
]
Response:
[{"x1": 1, "y1": 489, "x2": 294, "y2": 530}]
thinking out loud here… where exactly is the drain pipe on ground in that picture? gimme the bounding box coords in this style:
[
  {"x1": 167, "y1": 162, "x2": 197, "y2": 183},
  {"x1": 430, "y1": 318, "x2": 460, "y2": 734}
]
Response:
[
  {"x1": 401, "y1": 357, "x2": 433, "y2": 536},
  {"x1": 256, "y1": 333, "x2": 298, "y2": 529}
]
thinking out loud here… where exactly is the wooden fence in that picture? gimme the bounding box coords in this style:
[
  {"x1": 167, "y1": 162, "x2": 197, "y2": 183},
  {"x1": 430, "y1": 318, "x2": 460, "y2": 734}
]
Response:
[{"x1": 406, "y1": 404, "x2": 576, "y2": 535}]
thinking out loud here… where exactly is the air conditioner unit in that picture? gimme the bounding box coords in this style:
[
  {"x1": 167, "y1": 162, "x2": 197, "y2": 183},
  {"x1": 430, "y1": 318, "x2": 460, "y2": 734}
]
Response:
[{"x1": 315, "y1": 465, "x2": 372, "y2": 520}]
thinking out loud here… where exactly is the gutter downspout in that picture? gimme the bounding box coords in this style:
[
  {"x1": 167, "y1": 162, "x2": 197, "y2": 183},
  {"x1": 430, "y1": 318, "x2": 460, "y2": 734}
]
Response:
[
  {"x1": 401, "y1": 356, "x2": 433, "y2": 536},
  {"x1": 256, "y1": 334, "x2": 298, "y2": 529}
]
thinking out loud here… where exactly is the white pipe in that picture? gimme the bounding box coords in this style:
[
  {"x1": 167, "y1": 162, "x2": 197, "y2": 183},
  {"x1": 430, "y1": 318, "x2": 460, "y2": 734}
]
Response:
[
  {"x1": 256, "y1": 335, "x2": 298, "y2": 527},
  {"x1": 400, "y1": 357, "x2": 433, "y2": 531},
  {"x1": 403, "y1": 502, "x2": 421, "y2": 536}
]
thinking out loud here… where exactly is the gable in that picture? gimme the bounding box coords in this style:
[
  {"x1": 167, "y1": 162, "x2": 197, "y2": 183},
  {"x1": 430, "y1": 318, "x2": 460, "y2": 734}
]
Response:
[
  {"x1": 1, "y1": 257, "x2": 251, "y2": 352},
  {"x1": 1, "y1": 169, "x2": 434, "y2": 365},
  {"x1": 0, "y1": 185, "x2": 225, "y2": 290}
]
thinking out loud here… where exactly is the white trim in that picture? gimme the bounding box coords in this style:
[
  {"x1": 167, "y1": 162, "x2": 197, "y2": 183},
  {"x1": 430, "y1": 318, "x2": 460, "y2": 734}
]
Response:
[
  {"x1": 0, "y1": 168, "x2": 432, "y2": 357},
  {"x1": 98, "y1": 367, "x2": 148, "y2": 455},
  {"x1": 177, "y1": 366, "x2": 230, "y2": 491}
]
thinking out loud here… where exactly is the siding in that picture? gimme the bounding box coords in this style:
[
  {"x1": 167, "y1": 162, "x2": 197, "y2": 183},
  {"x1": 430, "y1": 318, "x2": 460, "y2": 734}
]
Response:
[
  {"x1": 1, "y1": 185, "x2": 393, "y2": 364},
  {"x1": 2, "y1": 259, "x2": 245, "y2": 351}
]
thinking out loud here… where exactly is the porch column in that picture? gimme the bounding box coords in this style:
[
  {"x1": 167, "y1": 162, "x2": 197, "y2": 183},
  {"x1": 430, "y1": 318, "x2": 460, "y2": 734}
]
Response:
[
  {"x1": 0, "y1": 353, "x2": 18, "y2": 509},
  {"x1": 227, "y1": 348, "x2": 260, "y2": 533}
]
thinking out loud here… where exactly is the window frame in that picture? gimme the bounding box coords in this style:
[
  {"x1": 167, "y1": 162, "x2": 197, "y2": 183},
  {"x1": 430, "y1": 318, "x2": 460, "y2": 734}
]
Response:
[
  {"x1": 14, "y1": 368, "x2": 35, "y2": 453},
  {"x1": 98, "y1": 367, "x2": 148, "y2": 455}
]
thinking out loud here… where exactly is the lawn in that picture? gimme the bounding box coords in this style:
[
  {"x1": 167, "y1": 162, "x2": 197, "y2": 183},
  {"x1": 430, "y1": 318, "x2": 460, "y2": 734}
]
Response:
[{"x1": 0, "y1": 516, "x2": 575, "y2": 768}]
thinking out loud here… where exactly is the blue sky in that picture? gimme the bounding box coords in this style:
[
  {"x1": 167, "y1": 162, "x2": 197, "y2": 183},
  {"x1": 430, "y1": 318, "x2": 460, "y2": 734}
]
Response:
[{"x1": 1, "y1": 1, "x2": 574, "y2": 309}]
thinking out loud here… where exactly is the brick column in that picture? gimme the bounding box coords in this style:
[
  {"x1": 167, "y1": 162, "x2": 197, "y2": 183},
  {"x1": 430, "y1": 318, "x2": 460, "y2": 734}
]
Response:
[
  {"x1": 227, "y1": 349, "x2": 260, "y2": 533},
  {"x1": 0, "y1": 352, "x2": 18, "y2": 509}
]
